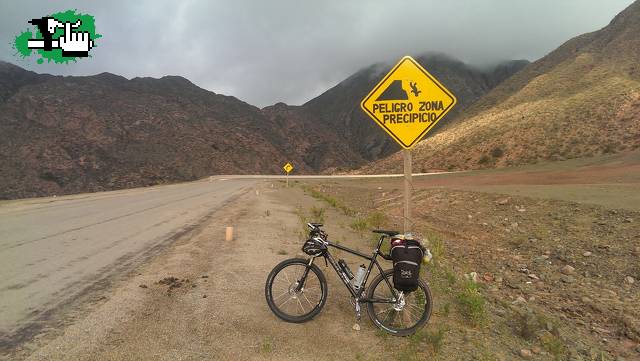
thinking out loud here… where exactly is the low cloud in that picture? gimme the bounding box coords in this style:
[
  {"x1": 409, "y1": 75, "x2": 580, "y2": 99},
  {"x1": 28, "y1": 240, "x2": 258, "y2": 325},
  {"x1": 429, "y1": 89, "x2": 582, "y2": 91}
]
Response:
[{"x1": 0, "y1": 0, "x2": 634, "y2": 107}]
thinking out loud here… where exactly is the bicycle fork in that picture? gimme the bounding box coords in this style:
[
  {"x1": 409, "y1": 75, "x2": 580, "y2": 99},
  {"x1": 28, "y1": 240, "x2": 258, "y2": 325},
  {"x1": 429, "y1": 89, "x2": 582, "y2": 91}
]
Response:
[{"x1": 294, "y1": 257, "x2": 315, "y2": 292}]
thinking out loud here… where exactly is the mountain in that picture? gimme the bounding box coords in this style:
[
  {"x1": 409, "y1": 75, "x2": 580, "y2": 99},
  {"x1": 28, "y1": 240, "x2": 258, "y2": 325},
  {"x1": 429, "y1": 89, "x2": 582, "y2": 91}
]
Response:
[
  {"x1": 0, "y1": 62, "x2": 357, "y2": 199},
  {"x1": 269, "y1": 55, "x2": 529, "y2": 162},
  {"x1": 0, "y1": 54, "x2": 526, "y2": 199},
  {"x1": 366, "y1": 1, "x2": 640, "y2": 173}
]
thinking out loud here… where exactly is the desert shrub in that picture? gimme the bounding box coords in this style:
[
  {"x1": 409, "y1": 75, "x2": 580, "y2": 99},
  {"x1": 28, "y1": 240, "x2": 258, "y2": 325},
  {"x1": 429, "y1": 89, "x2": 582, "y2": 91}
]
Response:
[
  {"x1": 455, "y1": 280, "x2": 486, "y2": 326},
  {"x1": 310, "y1": 206, "x2": 325, "y2": 222},
  {"x1": 491, "y1": 146, "x2": 504, "y2": 158}
]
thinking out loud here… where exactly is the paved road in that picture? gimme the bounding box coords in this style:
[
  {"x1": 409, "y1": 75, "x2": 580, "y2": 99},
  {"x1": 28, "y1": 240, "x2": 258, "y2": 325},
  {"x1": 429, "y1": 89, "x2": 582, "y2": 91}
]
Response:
[{"x1": 0, "y1": 179, "x2": 256, "y2": 341}]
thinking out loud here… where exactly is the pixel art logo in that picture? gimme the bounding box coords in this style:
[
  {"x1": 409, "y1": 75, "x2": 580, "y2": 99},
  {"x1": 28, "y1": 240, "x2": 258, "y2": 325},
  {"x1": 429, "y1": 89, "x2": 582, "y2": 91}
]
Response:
[{"x1": 13, "y1": 10, "x2": 101, "y2": 64}]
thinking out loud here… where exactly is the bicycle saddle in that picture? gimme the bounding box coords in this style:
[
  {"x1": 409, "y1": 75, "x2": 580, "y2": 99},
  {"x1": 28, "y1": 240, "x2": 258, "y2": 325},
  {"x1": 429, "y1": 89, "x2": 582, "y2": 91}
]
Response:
[{"x1": 372, "y1": 229, "x2": 400, "y2": 236}]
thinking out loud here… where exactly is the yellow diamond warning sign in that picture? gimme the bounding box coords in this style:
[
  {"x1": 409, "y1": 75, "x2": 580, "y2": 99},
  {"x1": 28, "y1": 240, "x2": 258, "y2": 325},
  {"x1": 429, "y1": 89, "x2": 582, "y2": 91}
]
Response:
[
  {"x1": 361, "y1": 56, "x2": 457, "y2": 149},
  {"x1": 283, "y1": 162, "x2": 293, "y2": 174}
]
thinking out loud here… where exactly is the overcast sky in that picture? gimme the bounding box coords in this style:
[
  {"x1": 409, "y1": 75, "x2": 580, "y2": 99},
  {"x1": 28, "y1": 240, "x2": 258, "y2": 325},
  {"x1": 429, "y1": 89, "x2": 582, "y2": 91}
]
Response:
[{"x1": 0, "y1": 0, "x2": 635, "y2": 107}]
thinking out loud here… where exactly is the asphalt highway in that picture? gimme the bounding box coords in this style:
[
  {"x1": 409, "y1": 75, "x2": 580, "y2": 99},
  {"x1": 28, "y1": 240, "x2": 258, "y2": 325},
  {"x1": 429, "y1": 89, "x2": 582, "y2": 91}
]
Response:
[{"x1": 0, "y1": 179, "x2": 256, "y2": 340}]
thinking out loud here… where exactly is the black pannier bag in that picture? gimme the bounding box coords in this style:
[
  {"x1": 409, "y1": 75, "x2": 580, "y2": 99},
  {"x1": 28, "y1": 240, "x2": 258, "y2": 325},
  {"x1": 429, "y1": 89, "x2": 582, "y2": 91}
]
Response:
[{"x1": 391, "y1": 239, "x2": 424, "y2": 292}]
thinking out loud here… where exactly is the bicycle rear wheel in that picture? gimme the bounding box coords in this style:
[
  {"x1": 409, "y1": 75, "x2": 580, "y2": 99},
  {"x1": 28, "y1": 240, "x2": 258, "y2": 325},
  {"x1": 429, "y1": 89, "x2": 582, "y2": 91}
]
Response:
[
  {"x1": 265, "y1": 258, "x2": 328, "y2": 323},
  {"x1": 366, "y1": 269, "x2": 432, "y2": 336}
]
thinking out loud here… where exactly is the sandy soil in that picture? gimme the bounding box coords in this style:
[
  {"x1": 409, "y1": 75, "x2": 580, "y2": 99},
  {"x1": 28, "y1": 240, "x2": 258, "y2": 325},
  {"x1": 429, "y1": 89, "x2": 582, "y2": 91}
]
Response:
[{"x1": 12, "y1": 181, "x2": 410, "y2": 361}]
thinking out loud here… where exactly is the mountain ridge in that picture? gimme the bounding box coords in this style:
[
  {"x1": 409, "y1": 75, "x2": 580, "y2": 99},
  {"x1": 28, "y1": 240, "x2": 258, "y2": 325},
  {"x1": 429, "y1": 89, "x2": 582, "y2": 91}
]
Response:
[
  {"x1": 0, "y1": 53, "x2": 527, "y2": 199},
  {"x1": 363, "y1": 0, "x2": 640, "y2": 174}
]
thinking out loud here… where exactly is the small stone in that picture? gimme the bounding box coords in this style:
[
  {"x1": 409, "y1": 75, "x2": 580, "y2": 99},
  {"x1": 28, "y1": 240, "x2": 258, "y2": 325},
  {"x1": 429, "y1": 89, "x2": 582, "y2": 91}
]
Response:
[
  {"x1": 544, "y1": 250, "x2": 552, "y2": 255},
  {"x1": 534, "y1": 255, "x2": 549, "y2": 263},
  {"x1": 560, "y1": 265, "x2": 575, "y2": 275},
  {"x1": 517, "y1": 208, "x2": 527, "y2": 212},
  {"x1": 546, "y1": 321, "x2": 554, "y2": 331},
  {"x1": 625, "y1": 276, "x2": 635, "y2": 284},
  {"x1": 519, "y1": 349, "x2": 533, "y2": 359},
  {"x1": 531, "y1": 346, "x2": 541, "y2": 354},
  {"x1": 624, "y1": 218, "x2": 633, "y2": 223},
  {"x1": 581, "y1": 296, "x2": 592, "y2": 303},
  {"x1": 465, "y1": 272, "x2": 479, "y2": 283},
  {"x1": 139, "y1": 284, "x2": 148, "y2": 288},
  {"x1": 202, "y1": 294, "x2": 207, "y2": 298},
  {"x1": 483, "y1": 273, "x2": 494, "y2": 282},
  {"x1": 528, "y1": 274, "x2": 539, "y2": 280},
  {"x1": 468, "y1": 214, "x2": 473, "y2": 219},
  {"x1": 583, "y1": 251, "x2": 592, "y2": 257},
  {"x1": 496, "y1": 198, "x2": 510, "y2": 205},
  {"x1": 561, "y1": 275, "x2": 576, "y2": 284}
]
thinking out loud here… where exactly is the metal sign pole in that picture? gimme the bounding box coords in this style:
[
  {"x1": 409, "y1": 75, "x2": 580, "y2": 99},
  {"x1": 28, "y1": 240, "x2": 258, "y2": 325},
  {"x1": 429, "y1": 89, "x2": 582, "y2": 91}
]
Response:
[
  {"x1": 286, "y1": 172, "x2": 288, "y2": 188},
  {"x1": 403, "y1": 149, "x2": 412, "y2": 234}
]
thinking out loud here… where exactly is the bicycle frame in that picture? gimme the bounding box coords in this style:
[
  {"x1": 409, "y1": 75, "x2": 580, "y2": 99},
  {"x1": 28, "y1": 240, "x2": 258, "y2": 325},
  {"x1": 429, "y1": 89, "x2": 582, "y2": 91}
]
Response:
[{"x1": 304, "y1": 235, "x2": 399, "y2": 304}]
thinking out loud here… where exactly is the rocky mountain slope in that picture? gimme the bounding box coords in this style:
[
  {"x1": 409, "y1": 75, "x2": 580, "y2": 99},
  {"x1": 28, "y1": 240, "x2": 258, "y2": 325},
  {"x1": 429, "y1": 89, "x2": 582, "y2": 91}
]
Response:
[
  {"x1": 268, "y1": 55, "x2": 529, "y2": 162},
  {"x1": 0, "y1": 63, "x2": 355, "y2": 199},
  {"x1": 366, "y1": 0, "x2": 640, "y2": 173},
  {"x1": 0, "y1": 54, "x2": 525, "y2": 199}
]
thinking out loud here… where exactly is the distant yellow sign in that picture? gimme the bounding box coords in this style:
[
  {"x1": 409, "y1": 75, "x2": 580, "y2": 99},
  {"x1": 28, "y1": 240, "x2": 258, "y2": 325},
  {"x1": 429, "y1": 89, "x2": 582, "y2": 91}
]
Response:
[
  {"x1": 283, "y1": 162, "x2": 294, "y2": 174},
  {"x1": 361, "y1": 56, "x2": 457, "y2": 149}
]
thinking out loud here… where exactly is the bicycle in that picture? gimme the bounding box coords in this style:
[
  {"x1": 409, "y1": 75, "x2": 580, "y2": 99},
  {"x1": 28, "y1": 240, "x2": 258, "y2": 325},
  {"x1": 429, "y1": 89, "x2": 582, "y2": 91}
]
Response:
[{"x1": 265, "y1": 223, "x2": 433, "y2": 336}]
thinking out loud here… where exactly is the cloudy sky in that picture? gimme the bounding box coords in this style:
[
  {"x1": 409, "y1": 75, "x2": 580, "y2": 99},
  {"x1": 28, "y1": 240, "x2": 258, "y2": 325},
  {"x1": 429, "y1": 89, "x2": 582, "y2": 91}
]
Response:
[{"x1": 0, "y1": 0, "x2": 634, "y2": 107}]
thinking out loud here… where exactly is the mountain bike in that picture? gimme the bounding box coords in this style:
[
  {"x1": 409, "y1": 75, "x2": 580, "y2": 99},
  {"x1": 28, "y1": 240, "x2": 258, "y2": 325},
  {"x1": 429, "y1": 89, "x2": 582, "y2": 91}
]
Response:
[{"x1": 265, "y1": 223, "x2": 433, "y2": 336}]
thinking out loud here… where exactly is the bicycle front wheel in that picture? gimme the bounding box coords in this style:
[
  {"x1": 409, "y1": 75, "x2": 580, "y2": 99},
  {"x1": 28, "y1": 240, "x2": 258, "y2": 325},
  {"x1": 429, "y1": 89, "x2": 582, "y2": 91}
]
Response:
[
  {"x1": 265, "y1": 258, "x2": 328, "y2": 323},
  {"x1": 366, "y1": 269, "x2": 432, "y2": 336}
]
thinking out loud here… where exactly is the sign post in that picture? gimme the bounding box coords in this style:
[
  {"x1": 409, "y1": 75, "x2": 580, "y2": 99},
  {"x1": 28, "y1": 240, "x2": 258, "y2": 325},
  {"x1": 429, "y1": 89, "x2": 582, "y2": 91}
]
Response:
[
  {"x1": 283, "y1": 162, "x2": 294, "y2": 187},
  {"x1": 403, "y1": 149, "x2": 412, "y2": 232},
  {"x1": 361, "y1": 56, "x2": 457, "y2": 233}
]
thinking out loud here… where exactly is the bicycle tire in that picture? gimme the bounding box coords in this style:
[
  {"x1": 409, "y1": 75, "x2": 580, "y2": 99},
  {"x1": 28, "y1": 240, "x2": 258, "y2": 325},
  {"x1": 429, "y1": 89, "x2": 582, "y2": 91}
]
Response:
[
  {"x1": 265, "y1": 258, "x2": 328, "y2": 323},
  {"x1": 366, "y1": 269, "x2": 433, "y2": 336}
]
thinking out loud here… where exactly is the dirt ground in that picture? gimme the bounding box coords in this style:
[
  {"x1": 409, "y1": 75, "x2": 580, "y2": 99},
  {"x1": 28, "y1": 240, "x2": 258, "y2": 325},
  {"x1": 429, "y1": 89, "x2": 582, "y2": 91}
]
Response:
[
  {"x1": 6, "y1": 151, "x2": 640, "y2": 361},
  {"x1": 11, "y1": 181, "x2": 432, "y2": 361},
  {"x1": 300, "y1": 165, "x2": 640, "y2": 360}
]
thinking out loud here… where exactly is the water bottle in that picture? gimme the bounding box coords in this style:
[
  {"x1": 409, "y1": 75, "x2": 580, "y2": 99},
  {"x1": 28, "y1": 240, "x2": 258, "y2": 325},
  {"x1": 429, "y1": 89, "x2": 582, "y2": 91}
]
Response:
[
  {"x1": 338, "y1": 259, "x2": 354, "y2": 280},
  {"x1": 352, "y1": 265, "x2": 367, "y2": 289}
]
